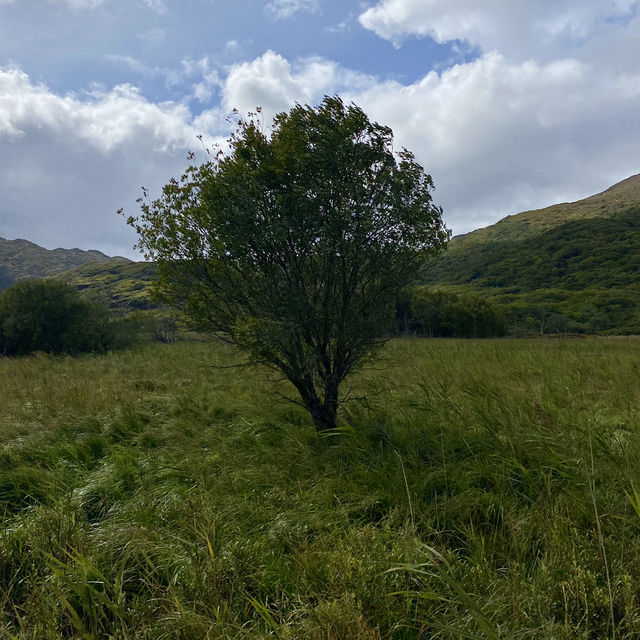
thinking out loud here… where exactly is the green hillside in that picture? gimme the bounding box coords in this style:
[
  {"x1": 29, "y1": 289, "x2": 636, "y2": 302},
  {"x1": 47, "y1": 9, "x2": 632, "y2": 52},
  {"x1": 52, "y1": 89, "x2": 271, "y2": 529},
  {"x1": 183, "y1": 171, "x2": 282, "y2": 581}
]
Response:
[
  {"x1": 3, "y1": 174, "x2": 640, "y2": 335},
  {"x1": 0, "y1": 237, "x2": 129, "y2": 290},
  {"x1": 428, "y1": 205, "x2": 640, "y2": 291},
  {"x1": 421, "y1": 174, "x2": 640, "y2": 334},
  {"x1": 447, "y1": 172, "x2": 640, "y2": 251},
  {"x1": 63, "y1": 260, "x2": 159, "y2": 311}
]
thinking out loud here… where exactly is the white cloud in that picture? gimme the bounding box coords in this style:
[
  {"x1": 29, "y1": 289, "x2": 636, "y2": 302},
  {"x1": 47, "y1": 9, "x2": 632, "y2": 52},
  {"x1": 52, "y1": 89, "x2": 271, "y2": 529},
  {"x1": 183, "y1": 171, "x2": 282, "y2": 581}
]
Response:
[
  {"x1": 265, "y1": 0, "x2": 318, "y2": 20},
  {"x1": 349, "y1": 0, "x2": 640, "y2": 231},
  {"x1": 208, "y1": 50, "x2": 640, "y2": 235},
  {"x1": 1, "y1": 0, "x2": 167, "y2": 9},
  {"x1": 325, "y1": 20, "x2": 350, "y2": 35},
  {"x1": 184, "y1": 57, "x2": 221, "y2": 103},
  {"x1": 137, "y1": 28, "x2": 166, "y2": 48},
  {"x1": 106, "y1": 54, "x2": 221, "y2": 103},
  {"x1": 0, "y1": 68, "x2": 223, "y2": 255},
  {"x1": 347, "y1": 53, "x2": 640, "y2": 232},
  {"x1": 359, "y1": 0, "x2": 639, "y2": 60},
  {"x1": 140, "y1": 0, "x2": 167, "y2": 13},
  {"x1": 48, "y1": 0, "x2": 106, "y2": 8},
  {"x1": 220, "y1": 50, "x2": 374, "y2": 120},
  {"x1": 2, "y1": 35, "x2": 640, "y2": 255}
]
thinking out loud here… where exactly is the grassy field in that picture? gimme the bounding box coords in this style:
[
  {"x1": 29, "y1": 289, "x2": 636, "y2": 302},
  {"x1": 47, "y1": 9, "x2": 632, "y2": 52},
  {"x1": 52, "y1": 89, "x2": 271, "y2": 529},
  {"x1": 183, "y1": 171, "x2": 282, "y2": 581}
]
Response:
[{"x1": 2, "y1": 338, "x2": 640, "y2": 638}]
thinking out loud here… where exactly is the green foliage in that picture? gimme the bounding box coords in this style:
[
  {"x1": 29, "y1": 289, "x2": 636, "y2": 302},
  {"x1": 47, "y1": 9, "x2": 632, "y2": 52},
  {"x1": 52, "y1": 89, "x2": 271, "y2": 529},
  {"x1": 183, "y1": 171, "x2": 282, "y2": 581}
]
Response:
[
  {"x1": 0, "y1": 279, "x2": 115, "y2": 356},
  {"x1": 3, "y1": 339, "x2": 640, "y2": 637},
  {"x1": 397, "y1": 287, "x2": 507, "y2": 337},
  {"x1": 490, "y1": 286, "x2": 640, "y2": 335},
  {"x1": 422, "y1": 176, "x2": 640, "y2": 336},
  {"x1": 0, "y1": 279, "x2": 175, "y2": 357},
  {"x1": 128, "y1": 97, "x2": 449, "y2": 430}
]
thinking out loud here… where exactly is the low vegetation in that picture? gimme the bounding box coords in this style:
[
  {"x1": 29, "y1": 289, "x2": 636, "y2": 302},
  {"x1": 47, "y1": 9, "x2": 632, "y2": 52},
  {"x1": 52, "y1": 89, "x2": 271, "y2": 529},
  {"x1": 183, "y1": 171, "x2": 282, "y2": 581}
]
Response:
[
  {"x1": 0, "y1": 279, "x2": 175, "y2": 356},
  {"x1": 419, "y1": 174, "x2": 640, "y2": 336},
  {"x1": 396, "y1": 288, "x2": 507, "y2": 337},
  {"x1": 0, "y1": 279, "x2": 115, "y2": 356},
  {"x1": 2, "y1": 338, "x2": 640, "y2": 638},
  {"x1": 63, "y1": 261, "x2": 159, "y2": 313}
]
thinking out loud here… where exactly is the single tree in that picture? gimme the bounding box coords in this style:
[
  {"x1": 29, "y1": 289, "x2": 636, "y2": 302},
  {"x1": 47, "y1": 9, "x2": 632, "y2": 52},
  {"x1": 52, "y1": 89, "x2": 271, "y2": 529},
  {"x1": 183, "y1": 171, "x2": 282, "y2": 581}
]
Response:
[{"x1": 127, "y1": 97, "x2": 449, "y2": 430}]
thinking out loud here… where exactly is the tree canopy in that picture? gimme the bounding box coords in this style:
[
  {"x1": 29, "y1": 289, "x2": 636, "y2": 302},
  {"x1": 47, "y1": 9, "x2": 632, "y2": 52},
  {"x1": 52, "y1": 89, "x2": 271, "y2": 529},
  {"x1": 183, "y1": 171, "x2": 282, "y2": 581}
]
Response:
[
  {"x1": 0, "y1": 279, "x2": 113, "y2": 356},
  {"x1": 128, "y1": 96, "x2": 449, "y2": 430}
]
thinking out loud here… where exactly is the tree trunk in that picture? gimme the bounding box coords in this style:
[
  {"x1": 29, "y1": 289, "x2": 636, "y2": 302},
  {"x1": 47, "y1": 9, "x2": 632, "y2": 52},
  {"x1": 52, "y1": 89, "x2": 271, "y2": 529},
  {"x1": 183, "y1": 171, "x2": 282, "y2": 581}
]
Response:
[
  {"x1": 291, "y1": 375, "x2": 339, "y2": 431},
  {"x1": 309, "y1": 402, "x2": 338, "y2": 432}
]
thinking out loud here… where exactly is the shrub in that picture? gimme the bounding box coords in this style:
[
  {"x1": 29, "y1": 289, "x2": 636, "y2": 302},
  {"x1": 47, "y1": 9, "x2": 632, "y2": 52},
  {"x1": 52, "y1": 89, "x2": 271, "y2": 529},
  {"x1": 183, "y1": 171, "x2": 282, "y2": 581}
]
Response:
[
  {"x1": 0, "y1": 279, "x2": 114, "y2": 356},
  {"x1": 397, "y1": 287, "x2": 507, "y2": 338}
]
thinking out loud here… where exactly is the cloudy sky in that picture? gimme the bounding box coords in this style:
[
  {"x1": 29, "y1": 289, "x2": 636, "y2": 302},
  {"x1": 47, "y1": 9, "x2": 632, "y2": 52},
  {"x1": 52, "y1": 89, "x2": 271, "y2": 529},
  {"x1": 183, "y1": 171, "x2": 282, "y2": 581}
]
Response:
[{"x1": 1, "y1": 0, "x2": 639, "y2": 257}]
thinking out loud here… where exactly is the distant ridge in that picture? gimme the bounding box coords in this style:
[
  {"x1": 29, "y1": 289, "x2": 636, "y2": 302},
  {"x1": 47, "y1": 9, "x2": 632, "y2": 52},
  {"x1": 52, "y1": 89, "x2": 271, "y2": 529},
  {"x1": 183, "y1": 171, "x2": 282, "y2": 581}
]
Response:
[
  {"x1": 450, "y1": 173, "x2": 640, "y2": 249},
  {"x1": 0, "y1": 236, "x2": 130, "y2": 290},
  {"x1": 427, "y1": 172, "x2": 640, "y2": 285}
]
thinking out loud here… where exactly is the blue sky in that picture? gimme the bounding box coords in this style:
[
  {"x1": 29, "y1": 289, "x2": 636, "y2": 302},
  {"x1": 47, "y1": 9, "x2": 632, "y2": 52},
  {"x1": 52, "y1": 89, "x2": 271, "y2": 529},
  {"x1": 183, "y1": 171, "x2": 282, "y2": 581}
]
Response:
[{"x1": 1, "y1": 0, "x2": 639, "y2": 257}]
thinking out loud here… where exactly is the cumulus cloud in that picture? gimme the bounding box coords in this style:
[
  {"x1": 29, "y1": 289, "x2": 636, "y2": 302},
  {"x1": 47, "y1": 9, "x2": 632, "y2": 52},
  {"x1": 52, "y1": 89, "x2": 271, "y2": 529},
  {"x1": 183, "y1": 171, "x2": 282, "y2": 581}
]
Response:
[
  {"x1": 219, "y1": 50, "x2": 374, "y2": 119},
  {"x1": 106, "y1": 54, "x2": 221, "y2": 104},
  {"x1": 0, "y1": 69, "x2": 202, "y2": 151},
  {"x1": 359, "y1": 0, "x2": 639, "y2": 60},
  {"x1": 352, "y1": 0, "x2": 640, "y2": 232},
  {"x1": 4, "y1": 47, "x2": 640, "y2": 252},
  {"x1": 207, "y1": 51, "x2": 640, "y2": 235},
  {"x1": 265, "y1": 0, "x2": 319, "y2": 20},
  {"x1": 183, "y1": 57, "x2": 221, "y2": 104},
  {"x1": 349, "y1": 53, "x2": 640, "y2": 232},
  {"x1": 3, "y1": 10, "x2": 640, "y2": 256},
  {"x1": 189, "y1": 51, "x2": 375, "y2": 143},
  {"x1": 0, "y1": 68, "x2": 222, "y2": 255}
]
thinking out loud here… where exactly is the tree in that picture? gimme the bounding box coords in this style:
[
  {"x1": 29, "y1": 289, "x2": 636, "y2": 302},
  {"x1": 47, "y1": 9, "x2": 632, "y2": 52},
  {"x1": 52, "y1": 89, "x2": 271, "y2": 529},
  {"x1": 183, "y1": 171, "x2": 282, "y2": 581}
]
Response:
[
  {"x1": 0, "y1": 279, "x2": 113, "y2": 356},
  {"x1": 127, "y1": 97, "x2": 449, "y2": 430}
]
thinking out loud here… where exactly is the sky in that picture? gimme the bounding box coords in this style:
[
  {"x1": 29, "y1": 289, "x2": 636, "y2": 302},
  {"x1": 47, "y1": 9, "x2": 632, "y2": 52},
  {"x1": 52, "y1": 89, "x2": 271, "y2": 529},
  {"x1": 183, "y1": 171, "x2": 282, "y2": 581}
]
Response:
[{"x1": 0, "y1": 0, "x2": 639, "y2": 258}]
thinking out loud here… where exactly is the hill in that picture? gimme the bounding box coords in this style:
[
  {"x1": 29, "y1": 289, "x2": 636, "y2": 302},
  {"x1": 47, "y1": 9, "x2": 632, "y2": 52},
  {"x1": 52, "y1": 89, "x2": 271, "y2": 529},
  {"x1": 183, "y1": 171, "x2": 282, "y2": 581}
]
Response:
[
  {"x1": 421, "y1": 174, "x2": 640, "y2": 334},
  {"x1": 63, "y1": 260, "x2": 159, "y2": 311},
  {"x1": 0, "y1": 236, "x2": 129, "y2": 290},
  {"x1": 447, "y1": 172, "x2": 640, "y2": 251}
]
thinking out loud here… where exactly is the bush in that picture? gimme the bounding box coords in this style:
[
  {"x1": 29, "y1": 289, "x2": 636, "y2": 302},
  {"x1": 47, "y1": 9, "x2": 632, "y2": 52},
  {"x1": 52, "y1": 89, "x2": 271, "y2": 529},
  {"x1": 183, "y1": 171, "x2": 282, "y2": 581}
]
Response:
[
  {"x1": 396, "y1": 287, "x2": 507, "y2": 338},
  {"x1": 0, "y1": 279, "x2": 114, "y2": 356}
]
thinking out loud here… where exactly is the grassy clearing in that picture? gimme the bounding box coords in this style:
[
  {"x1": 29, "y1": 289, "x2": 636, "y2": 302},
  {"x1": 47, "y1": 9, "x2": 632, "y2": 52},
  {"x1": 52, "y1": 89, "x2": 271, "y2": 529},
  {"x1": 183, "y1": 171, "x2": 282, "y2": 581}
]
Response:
[{"x1": 2, "y1": 338, "x2": 640, "y2": 638}]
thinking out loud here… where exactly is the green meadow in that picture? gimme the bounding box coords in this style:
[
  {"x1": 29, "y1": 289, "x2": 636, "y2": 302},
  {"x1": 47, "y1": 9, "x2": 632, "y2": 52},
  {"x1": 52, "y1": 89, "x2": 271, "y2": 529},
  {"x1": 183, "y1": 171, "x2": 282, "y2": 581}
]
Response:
[{"x1": 2, "y1": 338, "x2": 640, "y2": 638}]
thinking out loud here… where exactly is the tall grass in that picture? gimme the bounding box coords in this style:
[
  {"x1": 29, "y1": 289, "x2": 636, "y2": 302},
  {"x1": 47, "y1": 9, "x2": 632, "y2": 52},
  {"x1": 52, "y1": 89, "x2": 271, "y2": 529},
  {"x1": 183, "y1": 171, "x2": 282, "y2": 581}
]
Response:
[{"x1": 2, "y1": 338, "x2": 640, "y2": 638}]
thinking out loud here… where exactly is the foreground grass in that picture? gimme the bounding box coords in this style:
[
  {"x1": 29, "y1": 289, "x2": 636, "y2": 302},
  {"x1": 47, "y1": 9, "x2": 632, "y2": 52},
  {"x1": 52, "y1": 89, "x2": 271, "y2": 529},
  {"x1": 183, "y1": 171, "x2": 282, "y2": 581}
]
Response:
[{"x1": 2, "y1": 338, "x2": 640, "y2": 638}]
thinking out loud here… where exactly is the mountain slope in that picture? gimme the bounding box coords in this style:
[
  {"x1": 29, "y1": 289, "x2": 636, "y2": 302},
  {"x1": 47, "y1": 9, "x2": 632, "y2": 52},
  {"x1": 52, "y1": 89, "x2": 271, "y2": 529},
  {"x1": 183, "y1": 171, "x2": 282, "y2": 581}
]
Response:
[
  {"x1": 0, "y1": 237, "x2": 129, "y2": 289},
  {"x1": 422, "y1": 174, "x2": 640, "y2": 334},
  {"x1": 63, "y1": 260, "x2": 158, "y2": 311},
  {"x1": 427, "y1": 174, "x2": 640, "y2": 289},
  {"x1": 447, "y1": 173, "x2": 640, "y2": 248}
]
